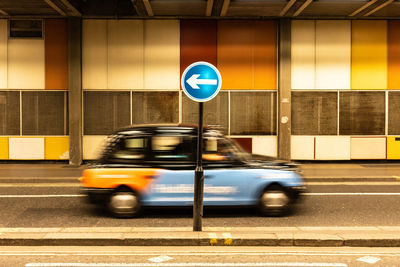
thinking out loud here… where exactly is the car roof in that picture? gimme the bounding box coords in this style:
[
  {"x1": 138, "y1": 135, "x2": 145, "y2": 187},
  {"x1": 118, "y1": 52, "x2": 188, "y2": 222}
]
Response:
[{"x1": 115, "y1": 124, "x2": 225, "y2": 137}]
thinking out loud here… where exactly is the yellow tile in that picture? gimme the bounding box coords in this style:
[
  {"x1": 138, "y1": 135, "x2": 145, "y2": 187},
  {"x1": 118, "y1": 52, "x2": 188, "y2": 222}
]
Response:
[
  {"x1": 387, "y1": 137, "x2": 400, "y2": 159},
  {"x1": 45, "y1": 137, "x2": 69, "y2": 160},
  {"x1": 351, "y1": 20, "x2": 387, "y2": 90},
  {"x1": 0, "y1": 137, "x2": 8, "y2": 159}
]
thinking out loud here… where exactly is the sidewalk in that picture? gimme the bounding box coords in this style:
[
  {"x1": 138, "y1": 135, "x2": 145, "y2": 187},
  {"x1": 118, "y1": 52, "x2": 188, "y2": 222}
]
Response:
[
  {"x1": 300, "y1": 163, "x2": 400, "y2": 180},
  {"x1": 1, "y1": 227, "x2": 400, "y2": 247},
  {"x1": 0, "y1": 162, "x2": 400, "y2": 180}
]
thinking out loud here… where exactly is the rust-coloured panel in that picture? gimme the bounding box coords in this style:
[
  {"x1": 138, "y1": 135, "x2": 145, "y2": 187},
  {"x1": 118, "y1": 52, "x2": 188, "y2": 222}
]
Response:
[
  {"x1": 389, "y1": 20, "x2": 400, "y2": 90},
  {"x1": 180, "y1": 20, "x2": 217, "y2": 89},
  {"x1": 217, "y1": 20, "x2": 277, "y2": 90},
  {"x1": 253, "y1": 20, "x2": 277, "y2": 90},
  {"x1": 45, "y1": 19, "x2": 68, "y2": 90},
  {"x1": 231, "y1": 138, "x2": 252, "y2": 153},
  {"x1": 218, "y1": 20, "x2": 253, "y2": 89}
]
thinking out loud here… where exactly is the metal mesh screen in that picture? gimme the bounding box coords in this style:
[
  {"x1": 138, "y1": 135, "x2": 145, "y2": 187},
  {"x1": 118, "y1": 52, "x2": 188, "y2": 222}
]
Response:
[
  {"x1": 84, "y1": 91, "x2": 130, "y2": 135},
  {"x1": 22, "y1": 91, "x2": 65, "y2": 135},
  {"x1": 339, "y1": 91, "x2": 385, "y2": 135},
  {"x1": 182, "y1": 92, "x2": 228, "y2": 132},
  {"x1": 0, "y1": 91, "x2": 20, "y2": 135},
  {"x1": 389, "y1": 92, "x2": 400, "y2": 135},
  {"x1": 132, "y1": 92, "x2": 179, "y2": 124},
  {"x1": 292, "y1": 92, "x2": 338, "y2": 135},
  {"x1": 230, "y1": 92, "x2": 276, "y2": 135}
]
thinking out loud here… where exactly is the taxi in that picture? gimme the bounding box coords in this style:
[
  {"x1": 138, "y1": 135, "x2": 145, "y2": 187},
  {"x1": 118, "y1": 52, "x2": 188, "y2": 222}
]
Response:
[{"x1": 80, "y1": 125, "x2": 306, "y2": 218}]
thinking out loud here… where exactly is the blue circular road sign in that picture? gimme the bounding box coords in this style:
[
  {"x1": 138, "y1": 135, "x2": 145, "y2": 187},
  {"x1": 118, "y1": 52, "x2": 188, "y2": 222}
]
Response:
[{"x1": 181, "y1": 61, "x2": 222, "y2": 102}]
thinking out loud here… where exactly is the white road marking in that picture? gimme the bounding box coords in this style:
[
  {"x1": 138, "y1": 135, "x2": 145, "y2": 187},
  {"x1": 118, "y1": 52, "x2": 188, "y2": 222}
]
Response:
[
  {"x1": 357, "y1": 256, "x2": 381, "y2": 264},
  {"x1": 2, "y1": 251, "x2": 397, "y2": 257},
  {"x1": 2, "y1": 192, "x2": 400, "y2": 198},
  {"x1": 25, "y1": 263, "x2": 348, "y2": 267},
  {"x1": 0, "y1": 182, "x2": 398, "y2": 188},
  {"x1": 147, "y1": 256, "x2": 173, "y2": 263}
]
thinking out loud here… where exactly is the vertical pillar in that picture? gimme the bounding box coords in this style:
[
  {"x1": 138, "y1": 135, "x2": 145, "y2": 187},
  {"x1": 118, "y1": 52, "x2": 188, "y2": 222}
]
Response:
[
  {"x1": 68, "y1": 17, "x2": 82, "y2": 165},
  {"x1": 278, "y1": 19, "x2": 291, "y2": 160}
]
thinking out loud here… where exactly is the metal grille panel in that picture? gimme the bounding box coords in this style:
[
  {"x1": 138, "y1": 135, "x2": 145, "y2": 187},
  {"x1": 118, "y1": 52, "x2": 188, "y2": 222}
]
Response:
[
  {"x1": 84, "y1": 91, "x2": 130, "y2": 135},
  {"x1": 0, "y1": 91, "x2": 20, "y2": 135},
  {"x1": 292, "y1": 92, "x2": 338, "y2": 135}
]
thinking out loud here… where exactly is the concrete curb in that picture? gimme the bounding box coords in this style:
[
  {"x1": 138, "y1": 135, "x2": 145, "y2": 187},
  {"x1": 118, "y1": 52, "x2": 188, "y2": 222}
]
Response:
[{"x1": 1, "y1": 227, "x2": 400, "y2": 247}]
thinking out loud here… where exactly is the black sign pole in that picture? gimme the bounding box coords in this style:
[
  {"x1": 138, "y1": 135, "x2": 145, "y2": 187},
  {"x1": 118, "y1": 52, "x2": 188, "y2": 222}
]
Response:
[{"x1": 193, "y1": 102, "x2": 204, "y2": 231}]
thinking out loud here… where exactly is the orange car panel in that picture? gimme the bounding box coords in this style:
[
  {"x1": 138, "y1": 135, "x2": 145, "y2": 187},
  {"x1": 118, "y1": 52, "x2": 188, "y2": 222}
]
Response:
[{"x1": 81, "y1": 168, "x2": 160, "y2": 192}]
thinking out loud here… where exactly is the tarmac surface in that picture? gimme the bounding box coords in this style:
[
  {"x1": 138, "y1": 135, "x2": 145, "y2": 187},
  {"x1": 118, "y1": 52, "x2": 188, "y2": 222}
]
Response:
[{"x1": 0, "y1": 162, "x2": 400, "y2": 247}]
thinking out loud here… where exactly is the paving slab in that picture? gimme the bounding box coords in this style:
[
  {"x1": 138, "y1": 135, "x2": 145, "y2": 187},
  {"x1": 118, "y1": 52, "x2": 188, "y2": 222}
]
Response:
[
  {"x1": 340, "y1": 233, "x2": 400, "y2": 247},
  {"x1": 61, "y1": 227, "x2": 133, "y2": 233},
  {"x1": 293, "y1": 233, "x2": 343, "y2": 247}
]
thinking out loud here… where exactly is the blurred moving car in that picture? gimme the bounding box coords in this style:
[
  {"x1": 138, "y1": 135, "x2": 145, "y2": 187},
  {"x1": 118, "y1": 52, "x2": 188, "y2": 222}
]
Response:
[{"x1": 80, "y1": 124, "x2": 306, "y2": 218}]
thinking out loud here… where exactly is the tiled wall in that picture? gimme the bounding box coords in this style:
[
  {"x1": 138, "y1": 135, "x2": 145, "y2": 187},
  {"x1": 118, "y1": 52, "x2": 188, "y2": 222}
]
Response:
[
  {"x1": 82, "y1": 19, "x2": 278, "y2": 160},
  {"x1": 291, "y1": 20, "x2": 400, "y2": 160},
  {"x1": 0, "y1": 19, "x2": 68, "y2": 160},
  {"x1": 2, "y1": 18, "x2": 400, "y2": 160}
]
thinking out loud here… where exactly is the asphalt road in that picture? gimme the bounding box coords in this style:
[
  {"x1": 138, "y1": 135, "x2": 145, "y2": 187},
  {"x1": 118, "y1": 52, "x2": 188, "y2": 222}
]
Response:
[
  {"x1": 1, "y1": 178, "x2": 400, "y2": 228},
  {"x1": 1, "y1": 246, "x2": 400, "y2": 267}
]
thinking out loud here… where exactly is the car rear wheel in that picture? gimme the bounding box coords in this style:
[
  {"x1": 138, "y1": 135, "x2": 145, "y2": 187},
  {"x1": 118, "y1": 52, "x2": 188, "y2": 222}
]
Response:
[
  {"x1": 108, "y1": 188, "x2": 141, "y2": 218},
  {"x1": 258, "y1": 185, "x2": 290, "y2": 216}
]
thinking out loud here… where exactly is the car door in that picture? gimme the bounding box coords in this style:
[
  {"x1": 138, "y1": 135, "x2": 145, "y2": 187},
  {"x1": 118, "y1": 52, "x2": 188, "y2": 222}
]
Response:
[
  {"x1": 203, "y1": 169, "x2": 251, "y2": 206},
  {"x1": 202, "y1": 137, "x2": 251, "y2": 206},
  {"x1": 141, "y1": 134, "x2": 196, "y2": 206}
]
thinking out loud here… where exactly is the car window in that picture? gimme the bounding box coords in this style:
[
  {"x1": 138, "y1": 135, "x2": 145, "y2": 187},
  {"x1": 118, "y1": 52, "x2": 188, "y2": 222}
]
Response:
[
  {"x1": 111, "y1": 137, "x2": 147, "y2": 160},
  {"x1": 203, "y1": 137, "x2": 250, "y2": 162},
  {"x1": 152, "y1": 135, "x2": 193, "y2": 160}
]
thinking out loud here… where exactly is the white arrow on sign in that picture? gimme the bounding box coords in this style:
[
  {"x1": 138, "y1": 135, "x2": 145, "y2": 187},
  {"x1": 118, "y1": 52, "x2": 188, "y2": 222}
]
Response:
[{"x1": 186, "y1": 74, "x2": 217, "y2": 89}]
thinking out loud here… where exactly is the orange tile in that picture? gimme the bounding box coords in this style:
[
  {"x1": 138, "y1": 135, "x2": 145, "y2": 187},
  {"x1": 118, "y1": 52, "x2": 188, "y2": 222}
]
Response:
[
  {"x1": 389, "y1": 20, "x2": 400, "y2": 90},
  {"x1": 45, "y1": 19, "x2": 68, "y2": 90}
]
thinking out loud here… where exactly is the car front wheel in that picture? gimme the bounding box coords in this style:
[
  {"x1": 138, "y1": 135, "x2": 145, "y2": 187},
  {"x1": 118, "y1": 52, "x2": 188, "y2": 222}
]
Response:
[
  {"x1": 258, "y1": 186, "x2": 290, "y2": 216},
  {"x1": 108, "y1": 188, "x2": 141, "y2": 218}
]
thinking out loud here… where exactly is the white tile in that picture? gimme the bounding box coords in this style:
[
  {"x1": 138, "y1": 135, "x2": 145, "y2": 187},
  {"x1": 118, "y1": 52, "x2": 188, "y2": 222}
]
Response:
[
  {"x1": 8, "y1": 39, "x2": 44, "y2": 89},
  {"x1": 9, "y1": 138, "x2": 44, "y2": 159},
  {"x1": 291, "y1": 136, "x2": 315, "y2": 160},
  {"x1": 351, "y1": 137, "x2": 386, "y2": 159},
  {"x1": 315, "y1": 136, "x2": 350, "y2": 160},
  {"x1": 108, "y1": 20, "x2": 144, "y2": 89},
  {"x1": 83, "y1": 135, "x2": 108, "y2": 160},
  {"x1": 82, "y1": 20, "x2": 108, "y2": 89},
  {"x1": 316, "y1": 20, "x2": 351, "y2": 89},
  {"x1": 252, "y1": 136, "x2": 277, "y2": 158},
  {"x1": 0, "y1": 20, "x2": 7, "y2": 89},
  {"x1": 144, "y1": 20, "x2": 180, "y2": 89},
  {"x1": 291, "y1": 20, "x2": 315, "y2": 89}
]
